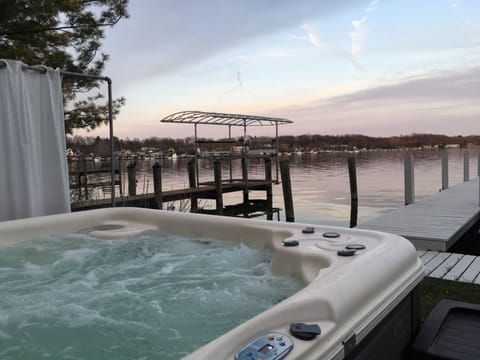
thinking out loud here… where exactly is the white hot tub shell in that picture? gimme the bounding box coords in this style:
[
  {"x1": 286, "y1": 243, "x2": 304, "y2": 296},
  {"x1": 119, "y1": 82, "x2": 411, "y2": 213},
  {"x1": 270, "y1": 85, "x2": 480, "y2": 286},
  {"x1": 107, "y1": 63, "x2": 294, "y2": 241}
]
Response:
[{"x1": 0, "y1": 208, "x2": 424, "y2": 359}]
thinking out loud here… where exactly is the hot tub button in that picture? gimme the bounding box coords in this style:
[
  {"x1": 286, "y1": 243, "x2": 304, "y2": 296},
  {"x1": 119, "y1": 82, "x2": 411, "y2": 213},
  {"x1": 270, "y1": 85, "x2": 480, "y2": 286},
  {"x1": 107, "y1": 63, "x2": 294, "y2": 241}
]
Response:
[
  {"x1": 302, "y1": 227, "x2": 315, "y2": 234},
  {"x1": 346, "y1": 244, "x2": 366, "y2": 250},
  {"x1": 337, "y1": 249, "x2": 356, "y2": 257},
  {"x1": 323, "y1": 232, "x2": 340, "y2": 238}
]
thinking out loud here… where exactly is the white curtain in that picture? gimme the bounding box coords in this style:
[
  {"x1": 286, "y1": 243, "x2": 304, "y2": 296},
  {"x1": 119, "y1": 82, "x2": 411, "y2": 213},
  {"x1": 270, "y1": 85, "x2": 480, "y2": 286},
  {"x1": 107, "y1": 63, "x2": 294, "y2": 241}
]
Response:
[{"x1": 0, "y1": 59, "x2": 70, "y2": 221}]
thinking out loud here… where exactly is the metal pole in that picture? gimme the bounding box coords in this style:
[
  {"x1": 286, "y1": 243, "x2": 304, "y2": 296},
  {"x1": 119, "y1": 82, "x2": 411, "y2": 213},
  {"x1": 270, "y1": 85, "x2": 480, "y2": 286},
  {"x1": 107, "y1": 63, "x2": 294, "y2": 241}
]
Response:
[
  {"x1": 275, "y1": 123, "x2": 279, "y2": 183},
  {"x1": 107, "y1": 78, "x2": 115, "y2": 206},
  {"x1": 229, "y1": 125, "x2": 232, "y2": 182},
  {"x1": 194, "y1": 124, "x2": 199, "y2": 185}
]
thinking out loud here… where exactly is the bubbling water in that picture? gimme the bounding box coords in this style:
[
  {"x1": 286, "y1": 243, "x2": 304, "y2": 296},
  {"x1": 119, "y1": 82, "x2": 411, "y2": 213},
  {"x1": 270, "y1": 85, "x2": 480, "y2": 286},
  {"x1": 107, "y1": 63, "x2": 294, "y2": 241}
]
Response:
[{"x1": 0, "y1": 230, "x2": 303, "y2": 359}]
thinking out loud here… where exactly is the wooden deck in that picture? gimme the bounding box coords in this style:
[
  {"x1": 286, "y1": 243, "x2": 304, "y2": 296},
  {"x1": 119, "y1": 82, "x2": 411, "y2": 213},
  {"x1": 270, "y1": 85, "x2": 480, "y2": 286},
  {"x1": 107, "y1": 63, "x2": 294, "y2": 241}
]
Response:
[
  {"x1": 417, "y1": 250, "x2": 480, "y2": 284},
  {"x1": 358, "y1": 178, "x2": 480, "y2": 251}
]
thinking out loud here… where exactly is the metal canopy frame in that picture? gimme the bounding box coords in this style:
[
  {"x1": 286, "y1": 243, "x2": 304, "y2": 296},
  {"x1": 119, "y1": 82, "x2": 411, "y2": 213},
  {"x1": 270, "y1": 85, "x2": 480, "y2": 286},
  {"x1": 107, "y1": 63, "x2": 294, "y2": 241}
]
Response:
[
  {"x1": 0, "y1": 60, "x2": 116, "y2": 207},
  {"x1": 161, "y1": 110, "x2": 292, "y2": 127},
  {"x1": 161, "y1": 110, "x2": 293, "y2": 184}
]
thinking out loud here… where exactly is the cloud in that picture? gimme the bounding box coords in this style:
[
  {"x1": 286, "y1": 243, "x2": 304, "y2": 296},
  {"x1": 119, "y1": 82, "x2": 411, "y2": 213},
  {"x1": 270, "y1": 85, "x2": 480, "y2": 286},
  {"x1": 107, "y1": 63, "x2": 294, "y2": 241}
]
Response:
[
  {"x1": 449, "y1": 0, "x2": 461, "y2": 9},
  {"x1": 366, "y1": 0, "x2": 379, "y2": 13},
  {"x1": 300, "y1": 24, "x2": 366, "y2": 72},
  {"x1": 349, "y1": 0, "x2": 379, "y2": 58},
  {"x1": 269, "y1": 67, "x2": 480, "y2": 136},
  {"x1": 349, "y1": 16, "x2": 367, "y2": 56},
  {"x1": 301, "y1": 24, "x2": 325, "y2": 48},
  {"x1": 103, "y1": 0, "x2": 364, "y2": 88}
]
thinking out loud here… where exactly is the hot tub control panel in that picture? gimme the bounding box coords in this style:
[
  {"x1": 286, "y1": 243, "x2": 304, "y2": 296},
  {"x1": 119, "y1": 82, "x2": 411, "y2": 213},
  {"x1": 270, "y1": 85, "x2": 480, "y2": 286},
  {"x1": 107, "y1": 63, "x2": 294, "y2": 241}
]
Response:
[{"x1": 235, "y1": 332, "x2": 293, "y2": 360}]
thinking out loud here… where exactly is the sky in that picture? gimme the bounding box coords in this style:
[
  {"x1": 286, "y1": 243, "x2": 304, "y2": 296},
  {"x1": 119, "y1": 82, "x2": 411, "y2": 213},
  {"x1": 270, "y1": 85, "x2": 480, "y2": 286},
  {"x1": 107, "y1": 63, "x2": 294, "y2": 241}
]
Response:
[{"x1": 76, "y1": 0, "x2": 480, "y2": 140}]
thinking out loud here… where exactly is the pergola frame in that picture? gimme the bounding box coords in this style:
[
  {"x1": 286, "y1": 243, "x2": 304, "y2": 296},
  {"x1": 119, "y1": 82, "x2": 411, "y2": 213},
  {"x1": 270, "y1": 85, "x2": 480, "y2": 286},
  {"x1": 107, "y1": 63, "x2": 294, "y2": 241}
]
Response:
[{"x1": 161, "y1": 111, "x2": 293, "y2": 183}]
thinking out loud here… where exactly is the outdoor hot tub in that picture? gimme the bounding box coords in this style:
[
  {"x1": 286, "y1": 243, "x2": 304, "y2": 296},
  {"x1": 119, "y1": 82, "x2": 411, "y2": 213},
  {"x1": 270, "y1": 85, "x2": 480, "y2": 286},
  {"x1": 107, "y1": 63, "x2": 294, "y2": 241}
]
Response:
[{"x1": 0, "y1": 208, "x2": 424, "y2": 359}]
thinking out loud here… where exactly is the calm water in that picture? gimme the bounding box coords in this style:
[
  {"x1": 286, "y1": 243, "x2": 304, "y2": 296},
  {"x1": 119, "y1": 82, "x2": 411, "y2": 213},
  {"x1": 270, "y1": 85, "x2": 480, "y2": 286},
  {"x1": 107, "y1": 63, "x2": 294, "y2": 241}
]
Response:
[{"x1": 77, "y1": 148, "x2": 478, "y2": 227}]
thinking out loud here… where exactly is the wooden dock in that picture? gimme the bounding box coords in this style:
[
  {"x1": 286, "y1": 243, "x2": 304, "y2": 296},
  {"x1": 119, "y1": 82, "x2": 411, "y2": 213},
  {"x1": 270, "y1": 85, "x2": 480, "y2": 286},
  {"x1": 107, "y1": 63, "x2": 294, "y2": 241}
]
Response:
[
  {"x1": 417, "y1": 250, "x2": 480, "y2": 284},
  {"x1": 358, "y1": 178, "x2": 480, "y2": 251},
  {"x1": 72, "y1": 179, "x2": 274, "y2": 210}
]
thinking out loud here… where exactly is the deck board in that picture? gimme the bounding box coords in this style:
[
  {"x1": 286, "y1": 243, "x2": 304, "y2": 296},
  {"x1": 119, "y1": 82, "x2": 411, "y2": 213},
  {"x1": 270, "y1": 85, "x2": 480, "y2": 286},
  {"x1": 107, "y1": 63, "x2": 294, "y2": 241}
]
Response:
[
  {"x1": 460, "y1": 257, "x2": 480, "y2": 283},
  {"x1": 429, "y1": 253, "x2": 463, "y2": 279},
  {"x1": 359, "y1": 179, "x2": 480, "y2": 250},
  {"x1": 423, "y1": 252, "x2": 451, "y2": 275},
  {"x1": 419, "y1": 251, "x2": 480, "y2": 283}
]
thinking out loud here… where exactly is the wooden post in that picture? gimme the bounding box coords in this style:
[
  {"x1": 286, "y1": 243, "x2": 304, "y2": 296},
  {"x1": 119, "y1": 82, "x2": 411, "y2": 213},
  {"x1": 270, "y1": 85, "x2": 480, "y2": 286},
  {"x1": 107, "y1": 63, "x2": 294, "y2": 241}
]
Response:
[
  {"x1": 478, "y1": 151, "x2": 480, "y2": 207},
  {"x1": 348, "y1": 157, "x2": 358, "y2": 228},
  {"x1": 127, "y1": 162, "x2": 136, "y2": 196},
  {"x1": 188, "y1": 160, "x2": 198, "y2": 211},
  {"x1": 117, "y1": 159, "x2": 123, "y2": 196},
  {"x1": 82, "y1": 157, "x2": 88, "y2": 199},
  {"x1": 242, "y1": 156, "x2": 249, "y2": 213},
  {"x1": 280, "y1": 160, "x2": 294, "y2": 222},
  {"x1": 264, "y1": 157, "x2": 273, "y2": 220},
  {"x1": 441, "y1": 149, "x2": 448, "y2": 190},
  {"x1": 464, "y1": 149, "x2": 469, "y2": 182},
  {"x1": 478, "y1": 150, "x2": 480, "y2": 177},
  {"x1": 404, "y1": 153, "x2": 415, "y2": 205},
  {"x1": 76, "y1": 159, "x2": 82, "y2": 198},
  {"x1": 214, "y1": 160, "x2": 223, "y2": 215},
  {"x1": 152, "y1": 162, "x2": 162, "y2": 209}
]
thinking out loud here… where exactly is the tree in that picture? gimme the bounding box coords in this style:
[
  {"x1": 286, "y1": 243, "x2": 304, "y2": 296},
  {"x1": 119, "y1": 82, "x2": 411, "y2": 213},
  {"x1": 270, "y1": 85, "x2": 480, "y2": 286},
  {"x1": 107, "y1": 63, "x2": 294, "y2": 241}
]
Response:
[{"x1": 0, "y1": 0, "x2": 129, "y2": 133}]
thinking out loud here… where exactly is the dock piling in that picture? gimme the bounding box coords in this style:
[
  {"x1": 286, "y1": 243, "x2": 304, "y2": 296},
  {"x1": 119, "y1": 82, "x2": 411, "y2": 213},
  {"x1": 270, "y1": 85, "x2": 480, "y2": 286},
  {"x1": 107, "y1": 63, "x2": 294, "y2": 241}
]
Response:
[
  {"x1": 188, "y1": 160, "x2": 198, "y2": 211},
  {"x1": 213, "y1": 160, "x2": 223, "y2": 215},
  {"x1": 404, "y1": 153, "x2": 415, "y2": 205},
  {"x1": 280, "y1": 160, "x2": 294, "y2": 222},
  {"x1": 264, "y1": 157, "x2": 273, "y2": 220},
  {"x1": 441, "y1": 149, "x2": 449, "y2": 190},
  {"x1": 127, "y1": 162, "x2": 136, "y2": 196},
  {"x1": 152, "y1": 162, "x2": 162, "y2": 209},
  {"x1": 348, "y1": 157, "x2": 358, "y2": 228},
  {"x1": 242, "y1": 157, "x2": 249, "y2": 217},
  {"x1": 464, "y1": 149, "x2": 469, "y2": 182}
]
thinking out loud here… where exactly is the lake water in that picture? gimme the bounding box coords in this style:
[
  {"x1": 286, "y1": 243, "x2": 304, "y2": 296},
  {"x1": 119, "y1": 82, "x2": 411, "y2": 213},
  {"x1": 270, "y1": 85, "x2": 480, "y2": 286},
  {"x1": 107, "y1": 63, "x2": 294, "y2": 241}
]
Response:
[{"x1": 76, "y1": 148, "x2": 478, "y2": 228}]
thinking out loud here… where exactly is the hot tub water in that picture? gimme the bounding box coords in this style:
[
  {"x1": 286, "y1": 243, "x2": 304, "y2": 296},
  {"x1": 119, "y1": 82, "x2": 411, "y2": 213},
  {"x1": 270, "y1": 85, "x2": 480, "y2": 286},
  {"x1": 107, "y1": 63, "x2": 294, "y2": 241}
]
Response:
[{"x1": 0, "y1": 230, "x2": 303, "y2": 359}]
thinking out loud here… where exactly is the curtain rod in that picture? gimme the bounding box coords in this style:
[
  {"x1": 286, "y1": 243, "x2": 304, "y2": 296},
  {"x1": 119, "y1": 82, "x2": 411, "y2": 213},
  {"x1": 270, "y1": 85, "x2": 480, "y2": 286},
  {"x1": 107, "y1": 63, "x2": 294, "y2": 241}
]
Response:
[
  {"x1": 0, "y1": 59, "x2": 116, "y2": 207},
  {"x1": 0, "y1": 60, "x2": 111, "y2": 82}
]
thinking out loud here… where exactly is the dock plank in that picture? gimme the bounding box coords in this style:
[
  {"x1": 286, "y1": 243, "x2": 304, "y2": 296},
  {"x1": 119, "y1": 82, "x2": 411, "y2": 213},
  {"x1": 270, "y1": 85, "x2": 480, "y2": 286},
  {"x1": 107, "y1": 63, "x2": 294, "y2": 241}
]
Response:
[
  {"x1": 443, "y1": 255, "x2": 476, "y2": 281},
  {"x1": 416, "y1": 250, "x2": 427, "y2": 258},
  {"x1": 419, "y1": 251, "x2": 480, "y2": 284},
  {"x1": 421, "y1": 251, "x2": 439, "y2": 264},
  {"x1": 424, "y1": 252, "x2": 451, "y2": 275},
  {"x1": 429, "y1": 253, "x2": 464, "y2": 279},
  {"x1": 359, "y1": 178, "x2": 480, "y2": 250},
  {"x1": 459, "y1": 257, "x2": 480, "y2": 283}
]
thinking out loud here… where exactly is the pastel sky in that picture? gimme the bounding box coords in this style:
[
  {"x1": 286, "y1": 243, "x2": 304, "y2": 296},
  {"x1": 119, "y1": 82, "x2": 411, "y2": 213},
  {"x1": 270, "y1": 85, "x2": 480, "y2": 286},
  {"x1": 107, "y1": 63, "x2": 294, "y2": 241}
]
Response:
[{"x1": 77, "y1": 0, "x2": 480, "y2": 140}]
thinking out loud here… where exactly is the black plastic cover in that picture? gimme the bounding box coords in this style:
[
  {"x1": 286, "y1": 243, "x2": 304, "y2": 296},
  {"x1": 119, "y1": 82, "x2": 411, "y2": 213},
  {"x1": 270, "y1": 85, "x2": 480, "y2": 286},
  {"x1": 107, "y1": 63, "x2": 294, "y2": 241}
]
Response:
[
  {"x1": 338, "y1": 249, "x2": 356, "y2": 256},
  {"x1": 282, "y1": 240, "x2": 299, "y2": 247},
  {"x1": 412, "y1": 299, "x2": 480, "y2": 360},
  {"x1": 289, "y1": 323, "x2": 321, "y2": 340},
  {"x1": 302, "y1": 227, "x2": 315, "y2": 234}
]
